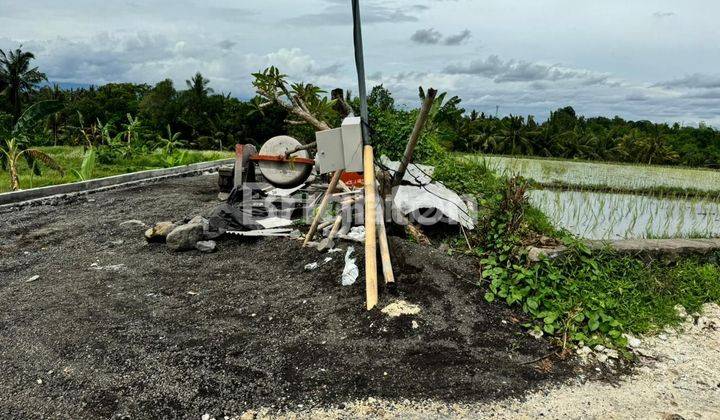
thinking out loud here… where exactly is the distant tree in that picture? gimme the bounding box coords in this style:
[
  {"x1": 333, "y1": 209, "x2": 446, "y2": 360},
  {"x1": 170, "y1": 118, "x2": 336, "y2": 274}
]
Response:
[
  {"x1": 139, "y1": 79, "x2": 180, "y2": 131},
  {"x1": 186, "y1": 72, "x2": 213, "y2": 98},
  {"x1": 0, "y1": 48, "x2": 47, "y2": 122},
  {"x1": 493, "y1": 116, "x2": 539, "y2": 155},
  {"x1": 368, "y1": 85, "x2": 395, "y2": 112},
  {"x1": 181, "y1": 73, "x2": 215, "y2": 136},
  {"x1": 619, "y1": 128, "x2": 679, "y2": 164}
]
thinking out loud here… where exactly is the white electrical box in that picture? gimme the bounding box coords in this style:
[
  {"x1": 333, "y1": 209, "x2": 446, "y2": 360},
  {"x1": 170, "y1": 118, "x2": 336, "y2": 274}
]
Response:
[
  {"x1": 315, "y1": 128, "x2": 344, "y2": 174},
  {"x1": 341, "y1": 117, "x2": 364, "y2": 172},
  {"x1": 315, "y1": 116, "x2": 364, "y2": 174}
]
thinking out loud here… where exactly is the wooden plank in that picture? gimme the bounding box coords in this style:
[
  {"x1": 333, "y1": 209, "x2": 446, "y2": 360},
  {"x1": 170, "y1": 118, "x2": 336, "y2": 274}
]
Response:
[
  {"x1": 376, "y1": 198, "x2": 395, "y2": 284},
  {"x1": 363, "y1": 145, "x2": 378, "y2": 310},
  {"x1": 303, "y1": 170, "x2": 343, "y2": 246},
  {"x1": 317, "y1": 215, "x2": 343, "y2": 251}
]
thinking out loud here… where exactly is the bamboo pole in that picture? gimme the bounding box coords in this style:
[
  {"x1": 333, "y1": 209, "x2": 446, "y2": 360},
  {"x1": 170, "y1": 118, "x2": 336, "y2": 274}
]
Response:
[
  {"x1": 364, "y1": 145, "x2": 378, "y2": 309},
  {"x1": 376, "y1": 197, "x2": 395, "y2": 284},
  {"x1": 391, "y1": 88, "x2": 438, "y2": 187},
  {"x1": 303, "y1": 170, "x2": 342, "y2": 246},
  {"x1": 318, "y1": 215, "x2": 343, "y2": 251}
]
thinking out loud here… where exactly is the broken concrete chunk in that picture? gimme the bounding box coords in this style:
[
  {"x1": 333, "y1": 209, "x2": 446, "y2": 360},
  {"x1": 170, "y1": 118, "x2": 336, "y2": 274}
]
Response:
[
  {"x1": 624, "y1": 334, "x2": 642, "y2": 348},
  {"x1": 195, "y1": 240, "x2": 217, "y2": 253},
  {"x1": 188, "y1": 215, "x2": 208, "y2": 227},
  {"x1": 144, "y1": 221, "x2": 177, "y2": 243},
  {"x1": 381, "y1": 300, "x2": 421, "y2": 317},
  {"x1": 166, "y1": 223, "x2": 203, "y2": 251},
  {"x1": 527, "y1": 245, "x2": 568, "y2": 262},
  {"x1": 119, "y1": 219, "x2": 147, "y2": 228}
]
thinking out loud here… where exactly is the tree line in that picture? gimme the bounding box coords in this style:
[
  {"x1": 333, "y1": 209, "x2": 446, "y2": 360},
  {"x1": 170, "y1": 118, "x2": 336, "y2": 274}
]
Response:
[{"x1": 2, "y1": 47, "x2": 720, "y2": 169}]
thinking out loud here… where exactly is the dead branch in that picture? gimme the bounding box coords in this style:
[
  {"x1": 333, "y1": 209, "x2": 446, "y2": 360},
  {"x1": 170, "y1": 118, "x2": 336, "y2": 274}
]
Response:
[
  {"x1": 256, "y1": 86, "x2": 331, "y2": 132},
  {"x1": 284, "y1": 141, "x2": 317, "y2": 157},
  {"x1": 391, "y1": 87, "x2": 438, "y2": 187},
  {"x1": 332, "y1": 88, "x2": 355, "y2": 118}
]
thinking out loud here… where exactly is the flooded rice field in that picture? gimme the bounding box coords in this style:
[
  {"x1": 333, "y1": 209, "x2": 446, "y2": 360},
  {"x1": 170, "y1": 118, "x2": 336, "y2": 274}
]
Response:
[{"x1": 529, "y1": 189, "x2": 720, "y2": 240}]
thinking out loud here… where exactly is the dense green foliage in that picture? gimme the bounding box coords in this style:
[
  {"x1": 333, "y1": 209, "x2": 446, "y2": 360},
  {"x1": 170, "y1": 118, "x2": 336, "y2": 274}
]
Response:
[{"x1": 451, "y1": 106, "x2": 720, "y2": 167}]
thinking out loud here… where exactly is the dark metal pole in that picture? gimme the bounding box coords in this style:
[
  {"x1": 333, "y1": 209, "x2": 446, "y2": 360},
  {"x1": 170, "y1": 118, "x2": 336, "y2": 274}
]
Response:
[
  {"x1": 351, "y1": 0, "x2": 370, "y2": 146},
  {"x1": 352, "y1": 0, "x2": 379, "y2": 310}
]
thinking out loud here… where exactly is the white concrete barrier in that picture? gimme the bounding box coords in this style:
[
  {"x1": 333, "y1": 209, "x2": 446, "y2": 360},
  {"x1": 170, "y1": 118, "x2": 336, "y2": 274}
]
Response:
[{"x1": 0, "y1": 158, "x2": 234, "y2": 207}]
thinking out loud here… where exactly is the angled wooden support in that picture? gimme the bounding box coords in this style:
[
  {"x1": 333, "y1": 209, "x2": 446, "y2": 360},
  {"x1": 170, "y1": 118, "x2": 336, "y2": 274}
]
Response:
[
  {"x1": 303, "y1": 170, "x2": 343, "y2": 246},
  {"x1": 376, "y1": 197, "x2": 395, "y2": 284},
  {"x1": 318, "y1": 215, "x2": 343, "y2": 251}
]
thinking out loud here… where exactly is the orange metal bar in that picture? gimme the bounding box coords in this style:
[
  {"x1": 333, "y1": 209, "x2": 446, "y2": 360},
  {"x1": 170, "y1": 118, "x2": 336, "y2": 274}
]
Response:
[{"x1": 249, "y1": 154, "x2": 315, "y2": 165}]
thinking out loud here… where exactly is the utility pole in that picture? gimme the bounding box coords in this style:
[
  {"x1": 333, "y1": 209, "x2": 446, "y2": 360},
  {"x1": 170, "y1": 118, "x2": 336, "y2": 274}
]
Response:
[{"x1": 351, "y1": 0, "x2": 378, "y2": 310}]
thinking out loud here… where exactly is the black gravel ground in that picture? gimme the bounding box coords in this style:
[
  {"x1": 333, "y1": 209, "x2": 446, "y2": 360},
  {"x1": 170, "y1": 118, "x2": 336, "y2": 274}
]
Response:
[{"x1": 0, "y1": 174, "x2": 579, "y2": 418}]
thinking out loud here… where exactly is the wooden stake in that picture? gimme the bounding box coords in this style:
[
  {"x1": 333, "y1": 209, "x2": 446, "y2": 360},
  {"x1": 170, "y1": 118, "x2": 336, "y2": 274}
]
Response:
[
  {"x1": 376, "y1": 197, "x2": 395, "y2": 284},
  {"x1": 363, "y1": 145, "x2": 378, "y2": 310},
  {"x1": 318, "y1": 215, "x2": 343, "y2": 251},
  {"x1": 303, "y1": 170, "x2": 342, "y2": 246},
  {"x1": 391, "y1": 88, "x2": 438, "y2": 188}
]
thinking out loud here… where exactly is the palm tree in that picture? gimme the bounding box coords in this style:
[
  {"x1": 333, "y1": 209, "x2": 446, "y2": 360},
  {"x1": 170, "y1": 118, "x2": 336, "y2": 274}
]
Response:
[
  {"x1": 186, "y1": 72, "x2": 213, "y2": 98},
  {"x1": 555, "y1": 126, "x2": 595, "y2": 159},
  {"x1": 0, "y1": 48, "x2": 47, "y2": 122},
  {"x1": 45, "y1": 84, "x2": 65, "y2": 145},
  {"x1": 619, "y1": 128, "x2": 679, "y2": 164},
  {"x1": 493, "y1": 115, "x2": 539, "y2": 155}
]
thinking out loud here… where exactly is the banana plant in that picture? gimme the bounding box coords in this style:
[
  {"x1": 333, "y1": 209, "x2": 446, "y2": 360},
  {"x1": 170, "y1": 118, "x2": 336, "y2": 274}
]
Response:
[
  {"x1": 0, "y1": 101, "x2": 64, "y2": 190},
  {"x1": 156, "y1": 124, "x2": 185, "y2": 155},
  {"x1": 0, "y1": 137, "x2": 63, "y2": 190},
  {"x1": 71, "y1": 148, "x2": 96, "y2": 181}
]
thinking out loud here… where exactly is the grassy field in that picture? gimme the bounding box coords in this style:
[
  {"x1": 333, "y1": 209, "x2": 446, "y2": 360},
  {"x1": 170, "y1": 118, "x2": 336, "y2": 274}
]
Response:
[
  {"x1": 461, "y1": 153, "x2": 720, "y2": 195},
  {"x1": 0, "y1": 146, "x2": 233, "y2": 193}
]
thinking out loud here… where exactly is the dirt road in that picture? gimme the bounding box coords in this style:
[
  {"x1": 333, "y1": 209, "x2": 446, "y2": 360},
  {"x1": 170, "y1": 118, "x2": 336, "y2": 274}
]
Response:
[{"x1": 0, "y1": 174, "x2": 579, "y2": 418}]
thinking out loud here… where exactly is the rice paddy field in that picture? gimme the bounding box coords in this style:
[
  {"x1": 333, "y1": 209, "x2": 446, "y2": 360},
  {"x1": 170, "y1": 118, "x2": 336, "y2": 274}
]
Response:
[
  {"x1": 529, "y1": 189, "x2": 720, "y2": 240},
  {"x1": 462, "y1": 154, "x2": 720, "y2": 194},
  {"x1": 462, "y1": 154, "x2": 720, "y2": 240}
]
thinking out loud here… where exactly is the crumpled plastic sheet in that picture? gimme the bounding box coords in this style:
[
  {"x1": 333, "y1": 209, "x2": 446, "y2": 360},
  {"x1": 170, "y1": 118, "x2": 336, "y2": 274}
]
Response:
[
  {"x1": 341, "y1": 246, "x2": 358, "y2": 286},
  {"x1": 392, "y1": 182, "x2": 475, "y2": 230},
  {"x1": 379, "y1": 155, "x2": 435, "y2": 186}
]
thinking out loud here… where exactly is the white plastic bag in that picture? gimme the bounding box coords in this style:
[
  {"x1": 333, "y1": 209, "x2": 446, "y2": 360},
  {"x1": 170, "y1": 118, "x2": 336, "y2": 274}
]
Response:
[{"x1": 341, "y1": 246, "x2": 359, "y2": 286}]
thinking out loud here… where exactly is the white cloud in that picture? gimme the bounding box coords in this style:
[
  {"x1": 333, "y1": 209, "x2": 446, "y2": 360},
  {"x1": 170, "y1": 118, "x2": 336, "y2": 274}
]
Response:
[
  {"x1": 1, "y1": 0, "x2": 719, "y2": 126},
  {"x1": 444, "y1": 54, "x2": 612, "y2": 85}
]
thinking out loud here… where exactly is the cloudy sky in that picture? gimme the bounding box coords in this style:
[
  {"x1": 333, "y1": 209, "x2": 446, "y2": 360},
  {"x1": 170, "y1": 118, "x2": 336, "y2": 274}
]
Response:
[{"x1": 1, "y1": 0, "x2": 719, "y2": 125}]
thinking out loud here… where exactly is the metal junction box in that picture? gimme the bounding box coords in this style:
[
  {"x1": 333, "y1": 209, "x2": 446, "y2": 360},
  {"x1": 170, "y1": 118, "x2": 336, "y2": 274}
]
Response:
[
  {"x1": 341, "y1": 117, "x2": 363, "y2": 172},
  {"x1": 315, "y1": 127, "x2": 344, "y2": 174},
  {"x1": 315, "y1": 117, "x2": 364, "y2": 174}
]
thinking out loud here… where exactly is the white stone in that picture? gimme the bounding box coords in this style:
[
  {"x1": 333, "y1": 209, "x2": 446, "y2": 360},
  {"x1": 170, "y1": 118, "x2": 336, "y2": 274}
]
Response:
[{"x1": 381, "y1": 300, "x2": 421, "y2": 317}]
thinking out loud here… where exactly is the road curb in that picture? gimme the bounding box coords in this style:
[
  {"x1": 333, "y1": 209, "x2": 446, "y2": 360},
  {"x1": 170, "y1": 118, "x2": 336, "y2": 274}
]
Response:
[
  {"x1": 528, "y1": 238, "x2": 720, "y2": 262},
  {"x1": 0, "y1": 158, "x2": 233, "y2": 208}
]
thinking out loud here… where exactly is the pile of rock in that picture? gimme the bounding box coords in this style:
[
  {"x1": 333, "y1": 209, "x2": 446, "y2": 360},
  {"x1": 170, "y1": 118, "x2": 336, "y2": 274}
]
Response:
[{"x1": 144, "y1": 215, "x2": 218, "y2": 253}]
